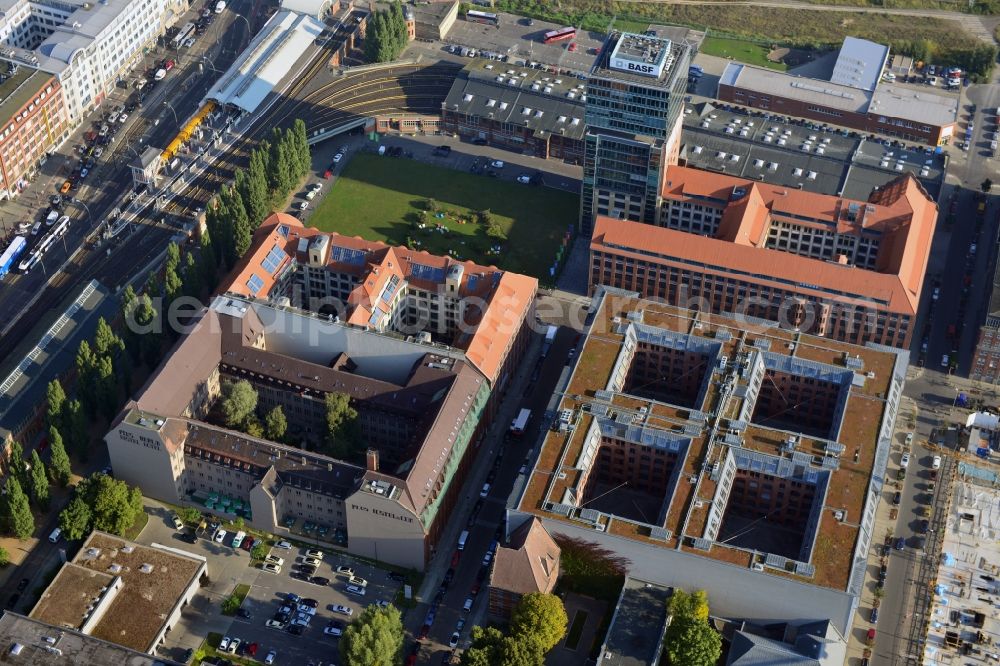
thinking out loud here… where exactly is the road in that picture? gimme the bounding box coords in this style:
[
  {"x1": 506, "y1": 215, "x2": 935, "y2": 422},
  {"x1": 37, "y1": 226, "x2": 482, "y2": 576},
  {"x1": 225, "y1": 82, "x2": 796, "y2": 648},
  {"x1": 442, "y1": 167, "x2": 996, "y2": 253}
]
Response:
[
  {"x1": 406, "y1": 324, "x2": 578, "y2": 662},
  {"x1": 0, "y1": 0, "x2": 260, "y2": 361}
]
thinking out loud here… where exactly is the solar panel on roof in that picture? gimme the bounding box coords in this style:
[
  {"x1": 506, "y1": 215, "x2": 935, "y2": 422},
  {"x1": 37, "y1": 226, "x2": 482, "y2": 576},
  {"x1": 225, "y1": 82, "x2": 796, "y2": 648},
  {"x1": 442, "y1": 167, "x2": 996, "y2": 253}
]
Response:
[
  {"x1": 330, "y1": 245, "x2": 367, "y2": 265},
  {"x1": 246, "y1": 274, "x2": 265, "y2": 295},
  {"x1": 260, "y1": 243, "x2": 286, "y2": 274},
  {"x1": 410, "y1": 263, "x2": 445, "y2": 282},
  {"x1": 381, "y1": 274, "x2": 401, "y2": 304}
]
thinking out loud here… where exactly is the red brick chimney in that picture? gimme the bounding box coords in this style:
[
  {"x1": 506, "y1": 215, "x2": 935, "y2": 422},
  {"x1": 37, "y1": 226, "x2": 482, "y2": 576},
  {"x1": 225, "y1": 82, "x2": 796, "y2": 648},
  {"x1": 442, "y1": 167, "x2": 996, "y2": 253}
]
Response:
[{"x1": 365, "y1": 448, "x2": 379, "y2": 472}]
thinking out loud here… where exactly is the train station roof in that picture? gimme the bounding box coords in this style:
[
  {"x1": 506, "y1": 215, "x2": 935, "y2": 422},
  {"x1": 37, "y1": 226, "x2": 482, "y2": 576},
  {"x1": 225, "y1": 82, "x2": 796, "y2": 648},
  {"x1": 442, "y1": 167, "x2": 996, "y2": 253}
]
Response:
[{"x1": 204, "y1": 9, "x2": 324, "y2": 114}]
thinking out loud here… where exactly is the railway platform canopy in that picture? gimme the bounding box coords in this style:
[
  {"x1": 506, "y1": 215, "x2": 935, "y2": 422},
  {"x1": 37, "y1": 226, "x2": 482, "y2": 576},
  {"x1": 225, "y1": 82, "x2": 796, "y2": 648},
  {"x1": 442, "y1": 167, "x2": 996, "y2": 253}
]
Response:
[{"x1": 203, "y1": 9, "x2": 324, "y2": 114}]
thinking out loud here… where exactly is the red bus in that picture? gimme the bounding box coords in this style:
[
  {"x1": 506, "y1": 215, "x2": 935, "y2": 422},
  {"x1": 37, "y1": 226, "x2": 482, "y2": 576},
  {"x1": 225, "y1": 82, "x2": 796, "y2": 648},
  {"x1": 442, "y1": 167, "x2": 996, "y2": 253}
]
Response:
[{"x1": 543, "y1": 27, "x2": 576, "y2": 44}]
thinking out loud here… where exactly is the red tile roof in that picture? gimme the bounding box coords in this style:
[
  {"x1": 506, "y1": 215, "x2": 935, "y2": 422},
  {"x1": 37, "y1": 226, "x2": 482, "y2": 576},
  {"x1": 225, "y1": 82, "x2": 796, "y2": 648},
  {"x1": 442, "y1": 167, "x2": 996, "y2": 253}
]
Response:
[{"x1": 220, "y1": 214, "x2": 537, "y2": 386}]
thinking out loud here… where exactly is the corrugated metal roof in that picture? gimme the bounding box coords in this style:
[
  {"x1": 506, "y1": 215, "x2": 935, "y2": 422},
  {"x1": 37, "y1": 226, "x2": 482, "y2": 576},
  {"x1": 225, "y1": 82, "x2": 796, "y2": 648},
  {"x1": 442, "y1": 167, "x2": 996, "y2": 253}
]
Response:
[
  {"x1": 831, "y1": 37, "x2": 889, "y2": 92},
  {"x1": 204, "y1": 10, "x2": 324, "y2": 113}
]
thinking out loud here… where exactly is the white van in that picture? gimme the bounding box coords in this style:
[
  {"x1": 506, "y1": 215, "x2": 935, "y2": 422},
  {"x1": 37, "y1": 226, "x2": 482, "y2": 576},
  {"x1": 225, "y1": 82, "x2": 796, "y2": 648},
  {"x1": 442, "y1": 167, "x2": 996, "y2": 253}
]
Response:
[
  {"x1": 231, "y1": 530, "x2": 246, "y2": 548},
  {"x1": 48, "y1": 527, "x2": 62, "y2": 543},
  {"x1": 457, "y1": 529, "x2": 469, "y2": 551},
  {"x1": 214, "y1": 0, "x2": 226, "y2": 12}
]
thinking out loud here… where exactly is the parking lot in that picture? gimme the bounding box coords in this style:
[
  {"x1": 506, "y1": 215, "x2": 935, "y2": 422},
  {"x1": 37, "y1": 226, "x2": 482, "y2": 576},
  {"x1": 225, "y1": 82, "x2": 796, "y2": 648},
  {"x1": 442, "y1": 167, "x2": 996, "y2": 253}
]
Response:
[
  {"x1": 136, "y1": 502, "x2": 410, "y2": 666},
  {"x1": 444, "y1": 12, "x2": 605, "y2": 74},
  {"x1": 233, "y1": 543, "x2": 406, "y2": 665}
]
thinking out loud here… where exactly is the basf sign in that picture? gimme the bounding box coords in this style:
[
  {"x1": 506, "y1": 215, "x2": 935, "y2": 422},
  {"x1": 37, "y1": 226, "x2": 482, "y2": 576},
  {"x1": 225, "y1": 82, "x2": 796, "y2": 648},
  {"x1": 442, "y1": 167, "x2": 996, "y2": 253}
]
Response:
[
  {"x1": 608, "y1": 33, "x2": 670, "y2": 79},
  {"x1": 610, "y1": 58, "x2": 661, "y2": 76}
]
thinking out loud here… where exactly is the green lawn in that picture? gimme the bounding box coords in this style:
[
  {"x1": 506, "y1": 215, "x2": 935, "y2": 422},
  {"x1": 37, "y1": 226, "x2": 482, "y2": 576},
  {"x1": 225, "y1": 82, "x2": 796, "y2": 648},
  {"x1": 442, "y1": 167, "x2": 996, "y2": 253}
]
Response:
[
  {"x1": 700, "y1": 37, "x2": 788, "y2": 71},
  {"x1": 310, "y1": 153, "x2": 577, "y2": 282}
]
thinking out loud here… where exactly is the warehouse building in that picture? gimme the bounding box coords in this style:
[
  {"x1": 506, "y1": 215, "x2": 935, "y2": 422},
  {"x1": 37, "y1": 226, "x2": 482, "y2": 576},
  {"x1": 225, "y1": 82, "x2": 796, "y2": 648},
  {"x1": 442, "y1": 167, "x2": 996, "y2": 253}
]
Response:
[
  {"x1": 716, "y1": 39, "x2": 958, "y2": 146},
  {"x1": 29, "y1": 531, "x2": 205, "y2": 655},
  {"x1": 513, "y1": 288, "x2": 907, "y2": 635},
  {"x1": 441, "y1": 58, "x2": 586, "y2": 162}
]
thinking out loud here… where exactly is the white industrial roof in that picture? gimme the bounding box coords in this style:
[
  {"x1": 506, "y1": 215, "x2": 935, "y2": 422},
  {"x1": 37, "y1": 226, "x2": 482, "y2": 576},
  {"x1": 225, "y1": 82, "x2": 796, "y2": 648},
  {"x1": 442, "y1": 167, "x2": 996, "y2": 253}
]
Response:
[
  {"x1": 204, "y1": 9, "x2": 323, "y2": 114},
  {"x1": 719, "y1": 63, "x2": 870, "y2": 114},
  {"x1": 869, "y1": 84, "x2": 958, "y2": 127},
  {"x1": 280, "y1": 0, "x2": 332, "y2": 17},
  {"x1": 831, "y1": 37, "x2": 889, "y2": 92}
]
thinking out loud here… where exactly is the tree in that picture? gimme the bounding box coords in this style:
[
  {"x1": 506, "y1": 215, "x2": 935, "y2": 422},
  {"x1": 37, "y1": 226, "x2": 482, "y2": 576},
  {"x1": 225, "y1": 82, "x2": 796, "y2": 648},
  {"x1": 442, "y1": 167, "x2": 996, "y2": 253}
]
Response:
[
  {"x1": 983, "y1": 178, "x2": 993, "y2": 194},
  {"x1": 4, "y1": 477, "x2": 34, "y2": 540},
  {"x1": 178, "y1": 506, "x2": 202, "y2": 524},
  {"x1": 0, "y1": 547, "x2": 9, "y2": 567},
  {"x1": 134, "y1": 294, "x2": 161, "y2": 368},
  {"x1": 59, "y1": 496, "x2": 92, "y2": 541},
  {"x1": 249, "y1": 147, "x2": 271, "y2": 207},
  {"x1": 225, "y1": 185, "x2": 253, "y2": 260},
  {"x1": 93, "y1": 317, "x2": 124, "y2": 358},
  {"x1": 462, "y1": 627, "x2": 507, "y2": 666},
  {"x1": 164, "y1": 262, "x2": 183, "y2": 306},
  {"x1": 266, "y1": 137, "x2": 296, "y2": 204},
  {"x1": 664, "y1": 617, "x2": 721, "y2": 666},
  {"x1": 121, "y1": 284, "x2": 137, "y2": 319},
  {"x1": 28, "y1": 450, "x2": 49, "y2": 510},
  {"x1": 45, "y1": 379, "x2": 66, "y2": 431},
  {"x1": 339, "y1": 604, "x2": 403, "y2": 666},
  {"x1": 510, "y1": 593, "x2": 568, "y2": 653},
  {"x1": 48, "y1": 426, "x2": 72, "y2": 486},
  {"x1": 6, "y1": 438, "x2": 27, "y2": 491},
  {"x1": 182, "y1": 252, "x2": 201, "y2": 300},
  {"x1": 165, "y1": 241, "x2": 181, "y2": 275},
  {"x1": 222, "y1": 594, "x2": 241, "y2": 615},
  {"x1": 95, "y1": 355, "x2": 118, "y2": 421},
  {"x1": 292, "y1": 119, "x2": 312, "y2": 179},
  {"x1": 324, "y1": 392, "x2": 360, "y2": 459},
  {"x1": 74, "y1": 473, "x2": 144, "y2": 537},
  {"x1": 245, "y1": 415, "x2": 264, "y2": 438},
  {"x1": 667, "y1": 589, "x2": 709, "y2": 623},
  {"x1": 264, "y1": 405, "x2": 287, "y2": 441},
  {"x1": 63, "y1": 399, "x2": 88, "y2": 459},
  {"x1": 76, "y1": 339, "x2": 98, "y2": 416},
  {"x1": 251, "y1": 541, "x2": 269, "y2": 561},
  {"x1": 220, "y1": 380, "x2": 258, "y2": 428},
  {"x1": 239, "y1": 161, "x2": 269, "y2": 226},
  {"x1": 199, "y1": 228, "x2": 218, "y2": 287},
  {"x1": 664, "y1": 589, "x2": 720, "y2": 666}
]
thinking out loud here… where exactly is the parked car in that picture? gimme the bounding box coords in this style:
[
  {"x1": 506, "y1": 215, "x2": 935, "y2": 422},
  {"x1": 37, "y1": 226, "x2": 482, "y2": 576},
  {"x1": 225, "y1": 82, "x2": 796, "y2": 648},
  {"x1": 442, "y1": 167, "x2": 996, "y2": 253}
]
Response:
[
  {"x1": 346, "y1": 584, "x2": 366, "y2": 596},
  {"x1": 932, "y1": 455, "x2": 942, "y2": 469},
  {"x1": 324, "y1": 623, "x2": 344, "y2": 636},
  {"x1": 309, "y1": 576, "x2": 330, "y2": 586},
  {"x1": 302, "y1": 556, "x2": 322, "y2": 567},
  {"x1": 171, "y1": 514, "x2": 184, "y2": 530},
  {"x1": 489, "y1": 160, "x2": 504, "y2": 169},
  {"x1": 449, "y1": 632, "x2": 460, "y2": 648},
  {"x1": 900, "y1": 453, "x2": 910, "y2": 468},
  {"x1": 388, "y1": 571, "x2": 406, "y2": 583},
  {"x1": 262, "y1": 562, "x2": 281, "y2": 574},
  {"x1": 330, "y1": 604, "x2": 353, "y2": 616},
  {"x1": 892, "y1": 491, "x2": 901, "y2": 506},
  {"x1": 336, "y1": 565, "x2": 355, "y2": 576},
  {"x1": 870, "y1": 606, "x2": 879, "y2": 623},
  {"x1": 214, "y1": 529, "x2": 227, "y2": 543},
  {"x1": 274, "y1": 540, "x2": 292, "y2": 550},
  {"x1": 516, "y1": 174, "x2": 531, "y2": 184},
  {"x1": 265, "y1": 650, "x2": 277, "y2": 664},
  {"x1": 305, "y1": 549, "x2": 324, "y2": 559},
  {"x1": 265, "y1": 555, "x2": 284, "y2": 566},
  {"x1": 480, "y1": 483, "x2": 490, "y2": 498}
]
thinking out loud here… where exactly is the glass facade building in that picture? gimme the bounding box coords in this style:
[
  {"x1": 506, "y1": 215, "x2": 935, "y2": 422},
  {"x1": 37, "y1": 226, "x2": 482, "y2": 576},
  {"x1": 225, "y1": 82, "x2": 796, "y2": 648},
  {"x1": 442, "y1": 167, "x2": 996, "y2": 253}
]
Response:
[{"x1": 580, "y1": 32, "x2": 690, "y2": 232}]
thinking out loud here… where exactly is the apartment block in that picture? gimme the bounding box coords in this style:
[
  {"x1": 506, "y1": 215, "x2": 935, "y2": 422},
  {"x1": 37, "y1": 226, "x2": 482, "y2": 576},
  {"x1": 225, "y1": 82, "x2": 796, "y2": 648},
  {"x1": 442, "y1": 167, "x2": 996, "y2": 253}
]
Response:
[
  {"x1": 105, "y1": 218, "x2": 537, "y2": 570},
  {"x1": 0, "y1": 0, "x2": 181, "y2": 123},
  {"x1": 223, "y1": 213, "x2": 537, "y2": 408},
  {"x1": 513, "y1": 287, "x2": 908, "y2": 635},
  {"x1": 0, "y1": 68, "x2": 67, "y2": 198},
  {"x1": 589, "y1": 166, "x2": 937, "y2": 348}
]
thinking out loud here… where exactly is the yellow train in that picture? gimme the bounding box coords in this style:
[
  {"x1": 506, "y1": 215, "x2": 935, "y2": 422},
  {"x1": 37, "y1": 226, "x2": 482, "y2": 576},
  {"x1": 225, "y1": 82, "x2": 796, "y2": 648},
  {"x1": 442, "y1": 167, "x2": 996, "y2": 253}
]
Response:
[{"x1": 161, "y1": 100, "x2": 217, "y2": 163}]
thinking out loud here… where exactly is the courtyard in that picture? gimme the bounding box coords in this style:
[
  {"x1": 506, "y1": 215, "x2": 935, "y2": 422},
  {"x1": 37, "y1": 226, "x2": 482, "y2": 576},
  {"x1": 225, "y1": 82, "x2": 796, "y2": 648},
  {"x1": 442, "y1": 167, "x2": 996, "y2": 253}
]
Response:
[{"x1": 308, "y1": 152, "x2": 577, "y2": 281}]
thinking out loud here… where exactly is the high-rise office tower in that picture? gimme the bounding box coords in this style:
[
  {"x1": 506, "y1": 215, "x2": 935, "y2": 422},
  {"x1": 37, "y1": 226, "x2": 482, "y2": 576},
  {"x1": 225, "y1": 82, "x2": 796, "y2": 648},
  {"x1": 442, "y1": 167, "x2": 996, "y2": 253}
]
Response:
[{"x1": 581, "y1": 31, "x2": 690, "y2": 232}]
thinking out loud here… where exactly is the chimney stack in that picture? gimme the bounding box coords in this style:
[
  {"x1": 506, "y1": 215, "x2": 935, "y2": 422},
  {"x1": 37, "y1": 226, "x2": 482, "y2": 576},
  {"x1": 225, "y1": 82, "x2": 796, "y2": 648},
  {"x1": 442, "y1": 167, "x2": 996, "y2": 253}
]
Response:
[{"x1": 365, "y1": 448, "x2": 379, "y2": 472}]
